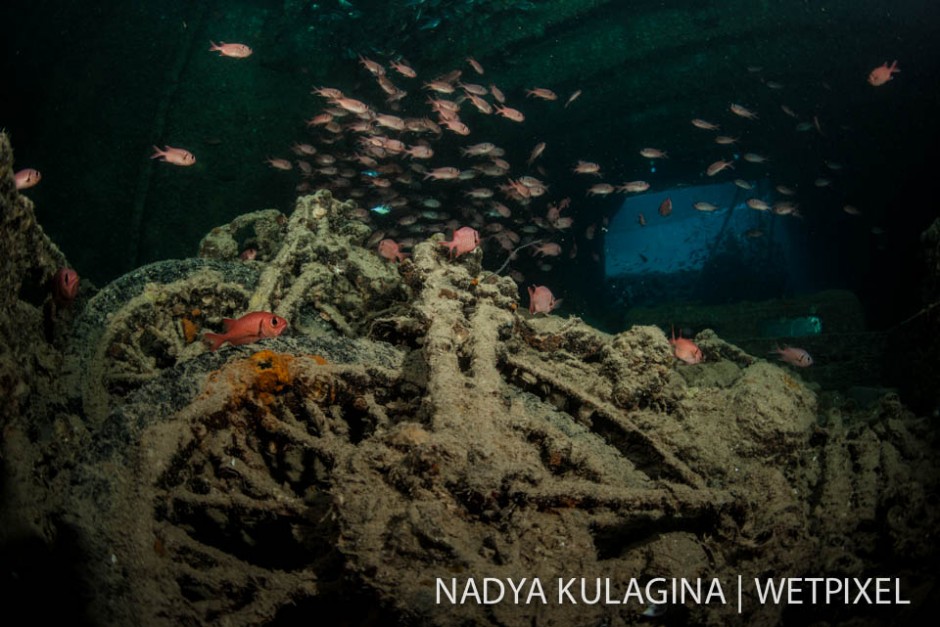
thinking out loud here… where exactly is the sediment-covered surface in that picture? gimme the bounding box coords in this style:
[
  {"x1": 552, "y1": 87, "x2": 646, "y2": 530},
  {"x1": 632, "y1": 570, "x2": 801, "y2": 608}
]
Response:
[{"x1": 1, "y1": 136, "x2": 938, "y2": 626}]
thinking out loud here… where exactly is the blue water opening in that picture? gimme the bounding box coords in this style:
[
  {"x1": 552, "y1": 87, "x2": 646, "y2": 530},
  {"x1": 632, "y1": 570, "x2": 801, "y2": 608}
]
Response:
[{"x1": 603, "y1": 180, "x2": 815, "y2": 307}]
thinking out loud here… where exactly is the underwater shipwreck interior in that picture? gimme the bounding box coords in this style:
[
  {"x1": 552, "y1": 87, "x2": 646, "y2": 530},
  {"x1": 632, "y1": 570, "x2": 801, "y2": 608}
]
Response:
[{"x1": 2, "y1": 0, "x2": 940, "y2": 625}]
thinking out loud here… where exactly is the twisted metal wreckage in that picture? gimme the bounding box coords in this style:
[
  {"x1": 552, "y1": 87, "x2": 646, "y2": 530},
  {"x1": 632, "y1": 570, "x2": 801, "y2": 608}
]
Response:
[{"x1": 1, "y1": 136, "x2": 937, "y2": 625}]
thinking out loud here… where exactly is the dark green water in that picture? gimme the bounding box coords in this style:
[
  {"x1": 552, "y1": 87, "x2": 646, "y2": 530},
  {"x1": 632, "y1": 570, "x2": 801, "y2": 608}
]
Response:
[{"x1": 2, "y1": 0, "x2": 938, "y2": 334}]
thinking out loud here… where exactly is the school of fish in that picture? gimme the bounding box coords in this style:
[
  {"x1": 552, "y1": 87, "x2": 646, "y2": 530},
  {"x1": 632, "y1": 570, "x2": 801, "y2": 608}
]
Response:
[{"x1": 12, "y1": 38, "x2": 896, "y2": 359}]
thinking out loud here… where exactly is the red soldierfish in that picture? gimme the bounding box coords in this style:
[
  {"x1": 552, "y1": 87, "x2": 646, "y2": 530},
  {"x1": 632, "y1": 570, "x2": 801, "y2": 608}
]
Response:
[
  {"x1": 52, "y1": 267, "x2": 80, "y2": 305},
  {"x1": 528, "y1": 285, "x2": 560, "y2": 314},
  {"x1": 203, "y1": 312, "x2": 288, "y2": 351},
  {"x1": 773, "y1": 346, "x2": 813, "y2": 367},
  {"x1": 494, "y1": 105, "x2": 524, "y2": 122},
  {"x1": 670, "y1": 327, "x2": 703, "y2": 364},
  {"x1": 868, "y1": 60, "x2": 899, "y2": 86},
  {"x1": 439, "y1": 226, "x2": 480, "y2": 258},
  {"x1": 658, "y1": 197, "x2": 672, "y2": 217},
  {"x1": 209, "y1": 41, "x2": 253, "y2": 58},
  {"x1": 151, "y1": 145, "x2": 196, "y2": 166},
  {"x1": 706, "y1": 160, "x2": 734, "y2": 176},
  {"x1": 377, "y1": 239, "x2": 409, "y2": 263},
  {"x1": 14, "y1": 168, "x2": 42, "y2": 190}
]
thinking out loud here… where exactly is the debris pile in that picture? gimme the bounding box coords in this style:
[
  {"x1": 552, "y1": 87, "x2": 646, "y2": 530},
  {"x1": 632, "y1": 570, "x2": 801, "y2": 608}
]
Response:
[{"x1": 0, "y1": 150, "x2": 937, "y2": 625}]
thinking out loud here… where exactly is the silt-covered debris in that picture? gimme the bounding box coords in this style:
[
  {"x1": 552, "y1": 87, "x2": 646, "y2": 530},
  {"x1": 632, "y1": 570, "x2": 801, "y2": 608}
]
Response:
[{"x1": 0, "y1": 144, "x2": 938, "y2": 626}]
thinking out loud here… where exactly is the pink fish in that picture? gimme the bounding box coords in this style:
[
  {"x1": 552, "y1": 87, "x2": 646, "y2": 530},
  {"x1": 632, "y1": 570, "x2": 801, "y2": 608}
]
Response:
[
  {"x1": 670, "y1": 327, "x2": 703, "y2": 365},
  {"x1": 773, "y1": 346, "x2": 813, "y2": 368},
  {"x1": 868, "y1": 60, "x2": 899, "y2": 86},
  {"x1": 377, "y1": 239, "x2": 409, "y2": 263},
  {"x1": 14, "y1": 168, "x2": 42, "y2": 190},
  {"x1": 706, "y1": 160, "x2": 734, "y2": 176},
  {"x1": 658, "y1": 197, "x2": 673, "y2": 217},
  {"x1": 151, "y1": 145, "x2": 196, "y2": 166},
  {"x1": 265, "y1": 157, "x2": 292, "y2": 170},
  {"x1": 203, "y1": 312, "x2": 288, "y2": 351},
  {"x1": 389, "y1": 59, "x2": 417, "y2": 78},
  {"x1": 52, "y1": 267, "x2": 79, "y2": 305},
  {"x1": 209, "y1": 41, "x2": 253, "y2": 58},
  {"x1": 532, "y1": 243, "x2": 562, "y2": 258},
  {"x1": 494, "y1": 105, "x2": 524, "y2": 122},
  {"x1": 528, "y1": 285, "x2": 560, "y2": 314},
  {"x1": 439, "y1": 226, "x2": 480, "y2": 259},
  {"x1": 526, "y1": 87, "x2": 557, "y2": 101}
]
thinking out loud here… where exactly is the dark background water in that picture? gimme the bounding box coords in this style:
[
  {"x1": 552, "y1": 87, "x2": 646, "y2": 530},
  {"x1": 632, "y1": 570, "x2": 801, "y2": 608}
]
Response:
[{"x1": 2, "y1": 0, "x2": 938, "y2": 333}]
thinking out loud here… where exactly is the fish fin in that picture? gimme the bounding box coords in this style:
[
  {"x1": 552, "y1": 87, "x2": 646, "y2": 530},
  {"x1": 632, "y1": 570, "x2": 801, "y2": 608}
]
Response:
[
  {"x1": 221, "y1": 318, "x2": 237, "y2": 331},
  {"x1": 202, "y1": 332, "x2": 225, "y2": 352}
]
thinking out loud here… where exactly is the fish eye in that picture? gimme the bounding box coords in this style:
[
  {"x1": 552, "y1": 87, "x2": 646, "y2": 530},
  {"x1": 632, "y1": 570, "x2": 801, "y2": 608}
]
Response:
[{"x1": 271, "y1": 317, "x2": 280, "y2": 326}]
